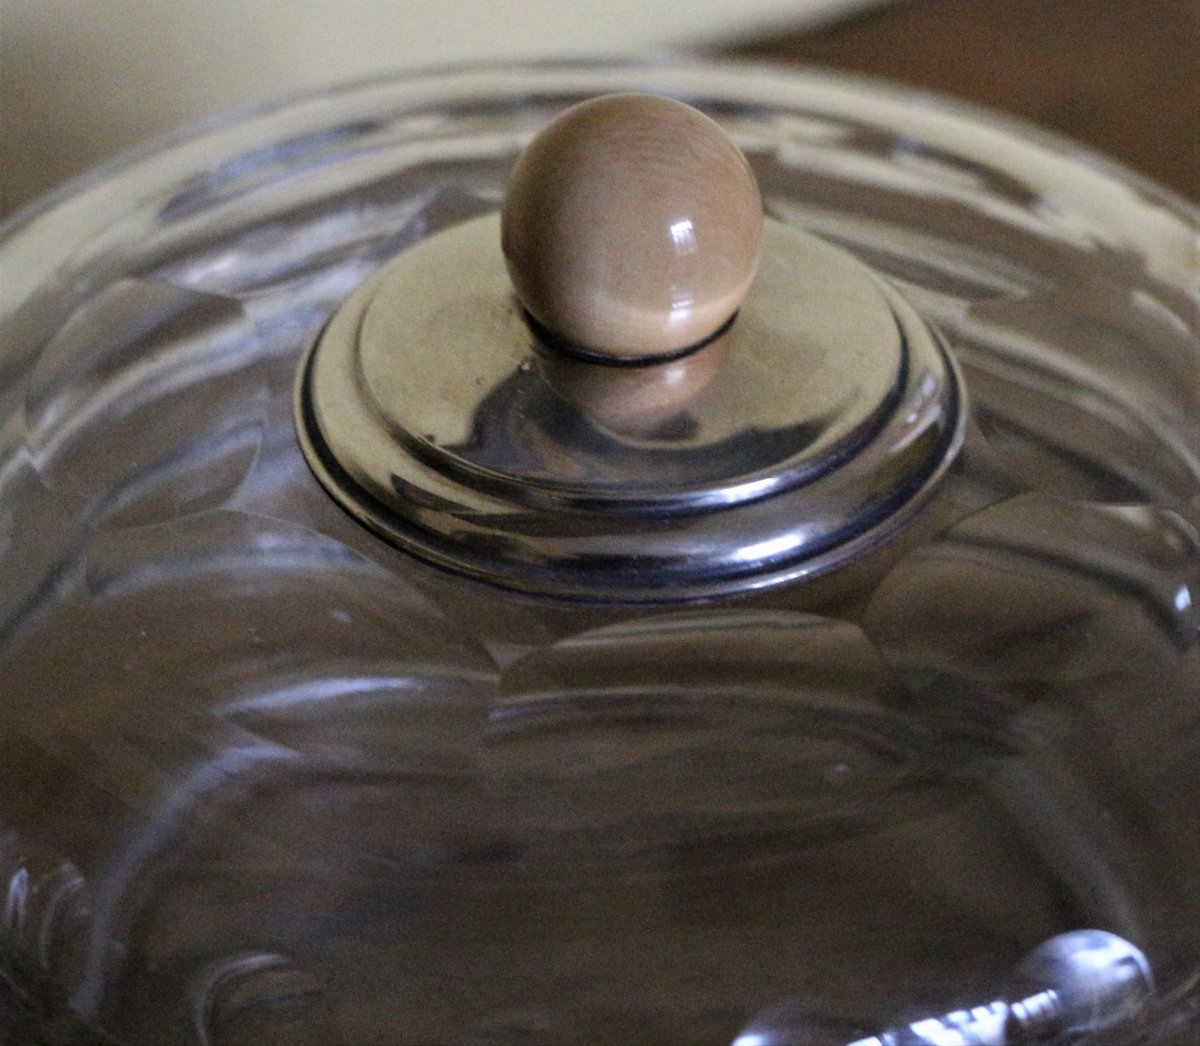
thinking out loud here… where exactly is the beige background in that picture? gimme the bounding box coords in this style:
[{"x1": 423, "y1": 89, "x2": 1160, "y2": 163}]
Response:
[{"x1": 1, "y1": 0, "x2": 887, "y2": 217}]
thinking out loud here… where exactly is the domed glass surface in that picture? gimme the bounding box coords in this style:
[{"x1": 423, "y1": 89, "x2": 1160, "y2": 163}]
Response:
[{"x1": 0, "y1": 62, "x2": 1197, "y2": 1044}]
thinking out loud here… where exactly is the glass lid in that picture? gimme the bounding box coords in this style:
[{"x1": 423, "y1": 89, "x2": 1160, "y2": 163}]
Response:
[{"x1": 0, "y1": 60, "x2": 1198, "y2": 1045}]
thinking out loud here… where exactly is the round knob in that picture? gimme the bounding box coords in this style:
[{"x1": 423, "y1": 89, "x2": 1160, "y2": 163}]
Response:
[{"x1": 501, "y1": 93, "x2": 763, "y2": 360}]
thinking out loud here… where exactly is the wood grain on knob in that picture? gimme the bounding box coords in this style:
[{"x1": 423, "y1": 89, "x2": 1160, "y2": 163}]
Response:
[{"x1": 502, "y1": 93, "x2": 763, "y2": 359}]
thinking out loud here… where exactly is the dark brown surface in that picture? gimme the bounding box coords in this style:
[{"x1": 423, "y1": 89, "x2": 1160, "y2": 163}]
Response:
[{"x1": 728, "y1": 0, "x2": 1200, "y2": 203}]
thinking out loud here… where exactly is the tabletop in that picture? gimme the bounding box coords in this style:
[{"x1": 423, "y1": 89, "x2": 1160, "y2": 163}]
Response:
[{"x1": 729, "y1": 0, "x2": 1200, "y2": 205}]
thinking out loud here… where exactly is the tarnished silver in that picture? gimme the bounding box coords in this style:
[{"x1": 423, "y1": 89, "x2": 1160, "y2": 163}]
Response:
[{"x1": 297, "y1": 214, "x2": 963, "y2": 600}]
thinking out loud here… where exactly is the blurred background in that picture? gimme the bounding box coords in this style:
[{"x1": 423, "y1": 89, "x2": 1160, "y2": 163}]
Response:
[
  {"x1": 0, "y1": 0, "x2": 886, "y2": 217},
  {"x1": 3, "y1": 0, "x2": 1198, "y2": 219}
]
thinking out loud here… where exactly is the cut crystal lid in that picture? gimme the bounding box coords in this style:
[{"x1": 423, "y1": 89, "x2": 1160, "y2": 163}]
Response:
[{"x1": 0, "y1": 60, "x2": 1197, "y2": 1046}]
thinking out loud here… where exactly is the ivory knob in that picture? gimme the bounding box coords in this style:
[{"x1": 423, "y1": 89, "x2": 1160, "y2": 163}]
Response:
[{"x1": 501, "y1": 93, "x2": 763, "y2": 360}]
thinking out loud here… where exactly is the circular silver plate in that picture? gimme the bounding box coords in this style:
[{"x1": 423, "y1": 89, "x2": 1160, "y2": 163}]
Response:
[{"x1": 298, "y1": 215, "x2": 963, "y2": 601}]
